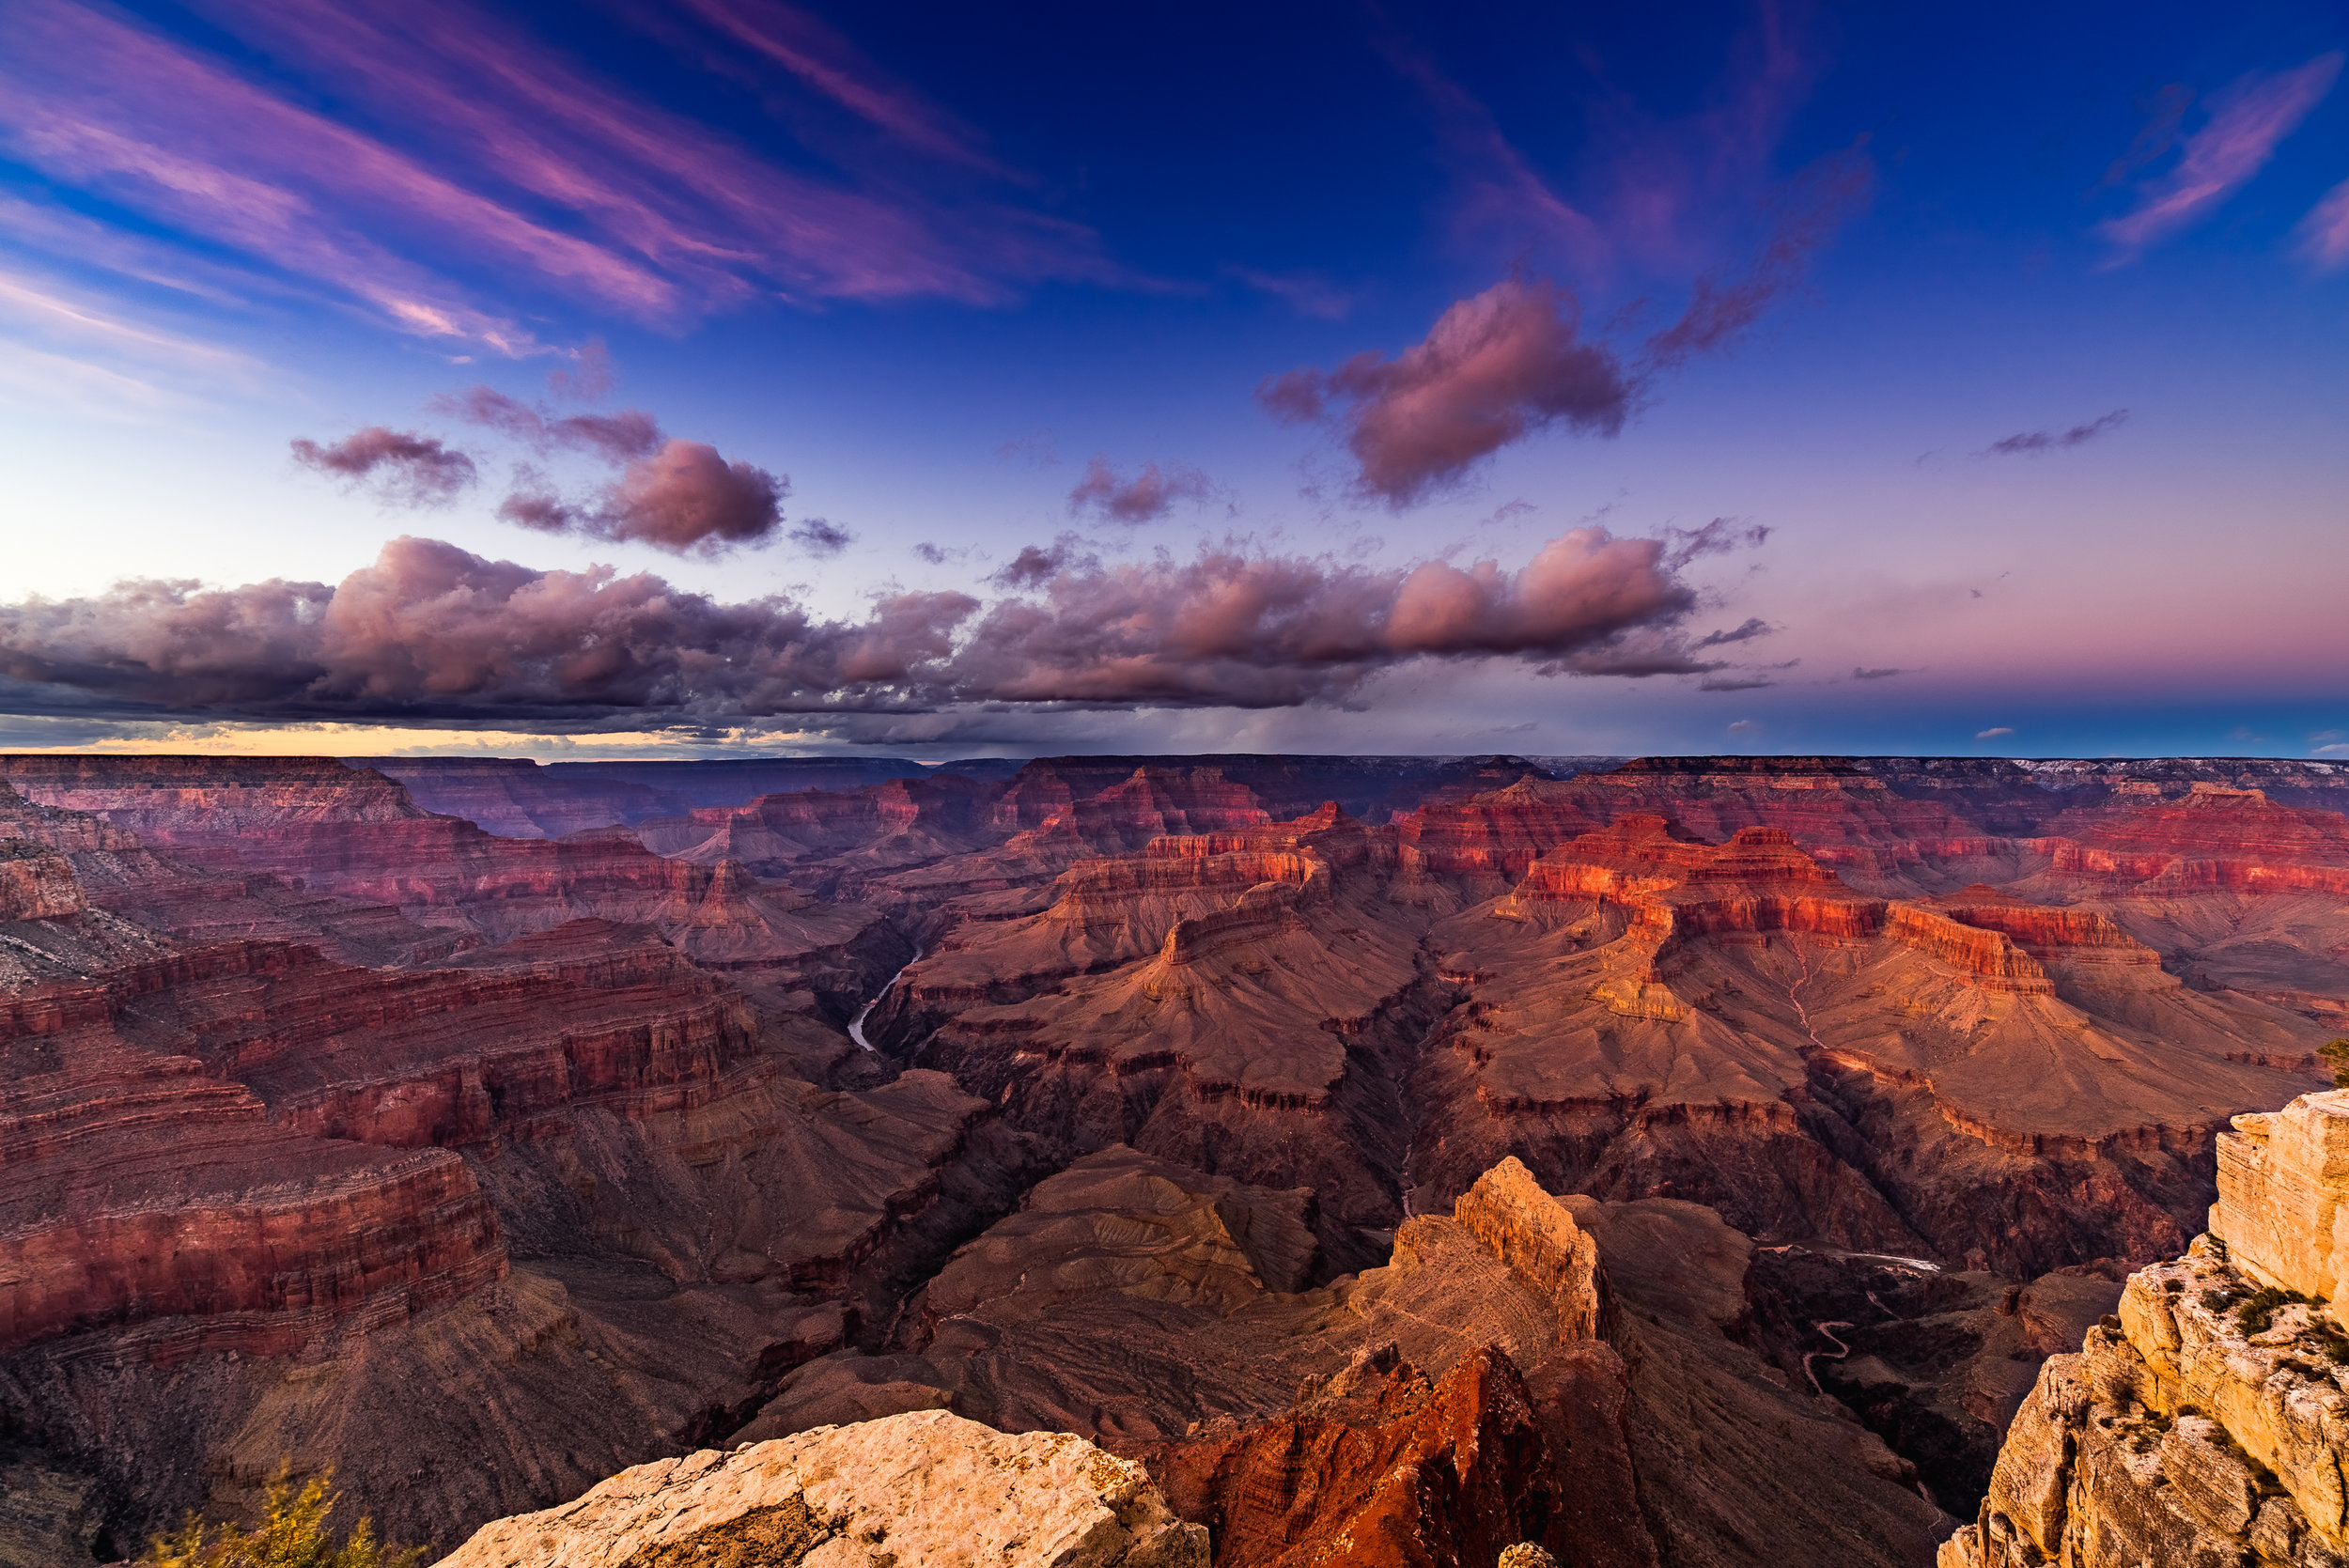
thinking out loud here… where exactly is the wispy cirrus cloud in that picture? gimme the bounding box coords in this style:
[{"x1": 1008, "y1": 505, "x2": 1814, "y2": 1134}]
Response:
[
  {"x1": 2098, "y1": 54, "x2": 2342, "y2": 259},
  {"x1": 646, "y1": 0, "x2": 1012, "y2": 177},
  {"x1": 2297, "y1": 178, "x2": 2349, "y2": 271},
  {"x1": 0, "y1": 0, "x2": 1118, "y2": 356},
  {"x1": 1979, "y1": 410, "x2": 2129, "y2": 457}
]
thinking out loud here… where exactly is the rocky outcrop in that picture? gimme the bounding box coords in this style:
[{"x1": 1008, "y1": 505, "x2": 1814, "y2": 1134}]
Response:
[
  {"x1": 435, "y1": 1409, "x2": 1206, "y2": 1568},
  {"x1": 1943, "y1": 1090, "x2": 2349, "y2": 1567},
  {"x1": 0, "y1": 842, "x2": 83, "y2": 921}
]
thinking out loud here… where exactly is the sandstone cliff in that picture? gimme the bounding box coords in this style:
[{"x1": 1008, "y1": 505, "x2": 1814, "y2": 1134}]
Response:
[{"x1": 1944, "y1": 1090, "x2": 2349, "y2": 1567}]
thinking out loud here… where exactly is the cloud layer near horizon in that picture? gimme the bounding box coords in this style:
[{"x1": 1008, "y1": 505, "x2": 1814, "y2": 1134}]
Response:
[{"x1": 0, "y1": 528, "x2": 1720, "y2": 722}]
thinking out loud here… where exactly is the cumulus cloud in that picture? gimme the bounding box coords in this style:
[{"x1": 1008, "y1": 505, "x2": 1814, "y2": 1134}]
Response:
[
  {"x1": 788, "y1": 517, "x2": 854, "y2": 555},
  {"x1": 290, "y1": 427, "x2": 477, "y2": 505},
  {"x1": 952, "y1": 526, "x2": 1705, "y2": 706},
  {"x1": 381, "y1": 381, "x2": 790, "y2": 554},
  {"x1": 599, "y1": 439, "x2": 786, "y2": 553},
  {"x1": 1067, "y1": 457, "x2": 1214, "y2": 523},
  {"x1": 0, "y1": 536, "x2": 972, "y2": 722},
  {"x1": 1980, "y1": 410, "x2": 2129, "y2": 457},
  {"x1": 2099, "y1": 54, "x2": 2342, "y2": 256},
  {"x1": 0, "y1": 524, "x2": 1736, "y2": 722},
  {"x1": 1257, "y1": 278, "x2": 1630, "y2": 505}
]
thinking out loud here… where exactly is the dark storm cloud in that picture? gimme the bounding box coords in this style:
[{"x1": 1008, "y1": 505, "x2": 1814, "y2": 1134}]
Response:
[
  {"x1": 0, "y1": 524, "x2": 1733, "y2": 722},
  {"x1": 1981, "y1": 410, "x2": 2130, "y2": 457},
  {"x1": 289, "y1": 427, "x2": 478, "y2": 505}
]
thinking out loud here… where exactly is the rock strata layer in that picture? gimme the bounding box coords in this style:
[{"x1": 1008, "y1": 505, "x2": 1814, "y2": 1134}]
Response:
[{"x1": 434, "y1": 1408, "x2": 1206, "y2": 1568}]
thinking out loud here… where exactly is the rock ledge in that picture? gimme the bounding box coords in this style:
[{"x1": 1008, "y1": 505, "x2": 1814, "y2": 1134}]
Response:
[{"x1": 435, "y1": 1409, "x2": 1207, "y2": 1568}]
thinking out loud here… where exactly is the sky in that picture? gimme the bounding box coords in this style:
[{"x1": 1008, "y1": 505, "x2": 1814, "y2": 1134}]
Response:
[{"x1": 0, "y1": 0, "x2": 2343, "y2": 760}]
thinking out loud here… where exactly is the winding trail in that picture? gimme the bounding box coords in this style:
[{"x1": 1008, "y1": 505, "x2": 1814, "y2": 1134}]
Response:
[
  {"x1": 1803, "y1": 1318, "x2": 1856, "y2": 1394},
  {"x1": 848, "y1": 947, "x2": 925, "y2": 1052}
]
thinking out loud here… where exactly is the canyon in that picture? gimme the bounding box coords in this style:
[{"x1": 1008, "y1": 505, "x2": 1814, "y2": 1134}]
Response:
[{"x1": 3, "y1": 750, "x2": 2347, "y2": 1566}]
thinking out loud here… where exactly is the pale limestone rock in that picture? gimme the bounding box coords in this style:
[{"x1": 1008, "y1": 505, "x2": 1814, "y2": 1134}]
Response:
[
  {"x1": 435, "y1": 1408, "x2": 1208, "y2": 1568},
  {"x1": 2212, "y1": 1091, "x2": 2349, "y2": 1308},
  {"x1": 1943, "y1": 1089, "x2": 2349, "y2": 1568}
]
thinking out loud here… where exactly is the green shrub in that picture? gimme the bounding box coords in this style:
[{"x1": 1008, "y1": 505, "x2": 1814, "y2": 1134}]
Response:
[
  {"x1": 2237, "y1": 1286, "x2": 2322, "y2": 1337},
  {"x1": 2320, "y1": 1038, "x2": 2349, "y2": 1089},
  {"x1": 143, "y1": 1466, "x2": 419, "y2": 1568}
]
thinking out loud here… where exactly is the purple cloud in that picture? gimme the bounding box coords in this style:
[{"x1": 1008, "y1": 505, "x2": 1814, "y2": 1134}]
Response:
[
  {"x1": 438, "y1": 386, "x2": 663, "y2": 463},
  {"x1": 0, "y1": 527, "x2": 1733, "y2": 721},
  {"x1": 290, "y1": 427, "x2": 476, "y2": 505},
  {"x1": 495, "y1": 442, "x2": 786, "y2": 554},
  {"x1": 788, "y1": 517, "x2": 853, "y2": 555},
  {"x1": 1258, "y1": 279, "x2": 1631, "y2": 506},
  {"x1": 1067, "y1": 458, "x2": 1213, "y2": 523},
  {"x1": 2298, "y1": 178, "x2": 2349, "y2": 271},
  {"x1": 0, "y1": 536, "x2": 971, "y2": 721},
  {"x1": 0, "y1": 0, "x2": 1116, "y2": 355},
  {"x1": 952, "y1": 527, "x2": 1708, "y2": 706},
  {"x1": 2099, "y1": 54, "x2": 2343, "y2": 256},
  {"x1": 1980, "y1": 410, "x2": 2129, "y2": 457}
]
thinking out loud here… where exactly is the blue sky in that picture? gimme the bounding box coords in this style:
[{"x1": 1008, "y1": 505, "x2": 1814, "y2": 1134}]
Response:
[{"x1": 0, "y1": 0, "x2": 2343, "y2": 757}]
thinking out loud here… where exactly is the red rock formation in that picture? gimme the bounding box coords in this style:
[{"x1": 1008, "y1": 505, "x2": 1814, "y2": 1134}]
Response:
[
  {"x1": 0, "y1": 1033, "x2": 506, "y2": 1358},
  {"x1": 1156, "y1": 1348, "x2": 1589, "y2": 1568},
  {"x1": 0, "y1": 842, "x2": 84, "y2": 920}
]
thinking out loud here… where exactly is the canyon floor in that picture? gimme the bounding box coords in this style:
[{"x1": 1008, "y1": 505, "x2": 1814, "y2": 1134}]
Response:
[{"x1": 4, "y1": 750, "x2": 2346, "y2": 1567}]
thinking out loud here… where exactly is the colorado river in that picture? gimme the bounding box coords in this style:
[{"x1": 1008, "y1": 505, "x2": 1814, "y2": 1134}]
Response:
[{"x1": 847, "y1": 948, "x2": 923, "y2": 1051}]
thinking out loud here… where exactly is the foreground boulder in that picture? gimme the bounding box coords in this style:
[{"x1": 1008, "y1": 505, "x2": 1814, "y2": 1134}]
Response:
[
  {"x1": 435, "y1": 1408, "x2": 1207, "y2": 1568},
  {"x1": 1943, "y1": 1089, "x2": 2349, "y2": 1567}
]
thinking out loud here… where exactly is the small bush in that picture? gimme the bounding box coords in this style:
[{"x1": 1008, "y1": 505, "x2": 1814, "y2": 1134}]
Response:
[
  {"x1": 2321, "y1": 1038, "x2": 2349, "y2": 1089},
  {"x1": 142, "y1": 1466, "x2": 419, "y2": 1568},
  {"x1": 2237, "y1": 1286, "x2": 2321, "y2": 1337}
]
